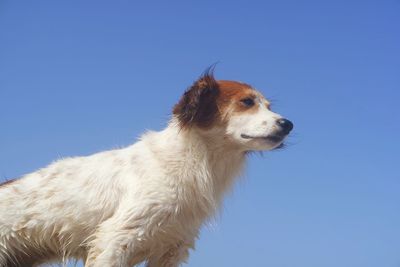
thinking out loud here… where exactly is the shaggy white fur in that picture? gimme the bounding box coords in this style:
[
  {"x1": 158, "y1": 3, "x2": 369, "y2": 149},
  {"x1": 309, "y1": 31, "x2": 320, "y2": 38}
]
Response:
[{"x1": 0, "y1": 72, "x2": 292, "y2": 267}]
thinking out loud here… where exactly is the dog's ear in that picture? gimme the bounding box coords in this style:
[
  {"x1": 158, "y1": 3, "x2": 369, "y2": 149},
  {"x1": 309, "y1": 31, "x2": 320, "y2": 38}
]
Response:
[{"x1": 173, "y1": 67, "x2": 220, "y2": 128}]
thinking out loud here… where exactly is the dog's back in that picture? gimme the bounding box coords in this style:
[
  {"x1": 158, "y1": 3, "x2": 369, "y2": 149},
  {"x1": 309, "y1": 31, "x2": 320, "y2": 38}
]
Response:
[{"x1": 0, "y1": 150, "x2": 127, "y2": 266}]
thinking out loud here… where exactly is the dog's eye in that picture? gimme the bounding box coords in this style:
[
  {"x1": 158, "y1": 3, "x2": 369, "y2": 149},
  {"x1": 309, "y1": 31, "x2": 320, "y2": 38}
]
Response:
[{"x1": 240, "y1": 98, "x2": 255, "y2": 107}]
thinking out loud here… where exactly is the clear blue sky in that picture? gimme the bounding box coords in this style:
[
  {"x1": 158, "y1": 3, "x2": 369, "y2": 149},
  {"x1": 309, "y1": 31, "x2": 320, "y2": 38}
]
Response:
[{"x1": 1, "y1": 1, "x2": 399, "y2": 266}]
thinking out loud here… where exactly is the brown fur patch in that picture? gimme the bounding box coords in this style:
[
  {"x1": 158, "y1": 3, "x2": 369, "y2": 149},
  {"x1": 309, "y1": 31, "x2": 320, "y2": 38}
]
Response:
[
  {"x1": 0, "y1": 179, "x2": 16, "y2": 188},
  {"x1": 216, "y1": 80, "x2": 259, "y2": 117},
  {"x1": 173, "y1": 69, "x2": 265, "y2": 128},
  {"x1": 173, "y1": 68, "x2": 220, "y2": 128}
]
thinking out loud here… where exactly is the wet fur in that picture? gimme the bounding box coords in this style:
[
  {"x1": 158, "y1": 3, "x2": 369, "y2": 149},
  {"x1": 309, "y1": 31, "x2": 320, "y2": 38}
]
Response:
[{"x1": 0, "y1": 70, "x2": 290, "y2": 267}]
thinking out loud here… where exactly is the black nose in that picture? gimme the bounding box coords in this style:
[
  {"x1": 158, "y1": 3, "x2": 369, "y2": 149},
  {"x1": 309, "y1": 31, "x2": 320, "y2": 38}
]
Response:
[{"x1": 276, "y1": 118, "x2": 293, "y2": 134}]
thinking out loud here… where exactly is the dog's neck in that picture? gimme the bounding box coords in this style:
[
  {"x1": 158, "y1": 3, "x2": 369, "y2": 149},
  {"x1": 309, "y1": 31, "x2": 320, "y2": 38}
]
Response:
[{"x1": 140, "y1": 118, "x2": 246, "y2": 216}]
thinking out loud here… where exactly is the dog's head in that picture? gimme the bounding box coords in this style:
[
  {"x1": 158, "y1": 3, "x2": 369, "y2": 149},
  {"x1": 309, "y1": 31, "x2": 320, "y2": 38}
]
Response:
[{"x1": 173, "y1": 69, "x2": 293, "y2": 151}]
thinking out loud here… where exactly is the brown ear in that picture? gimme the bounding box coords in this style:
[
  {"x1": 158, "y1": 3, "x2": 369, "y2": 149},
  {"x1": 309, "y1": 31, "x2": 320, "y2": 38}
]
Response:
[{"x1": 173, "y1": 67, "x2": 220, "y2": 128}]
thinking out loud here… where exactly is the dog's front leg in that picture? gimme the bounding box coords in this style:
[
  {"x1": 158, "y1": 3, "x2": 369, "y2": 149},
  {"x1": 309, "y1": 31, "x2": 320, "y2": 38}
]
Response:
[
  {"x1": 84, "y1": 198, "x2": 177, "y2": 267},
  {"x1": 85, "y1": 226, "x2": 144, "y2": 267},
  {"x1": 84, "y1": 205, "x2": 154, "y2": 267},
  {"x1": 146, "y1": 238, "x2": 195, "y2": 267}
]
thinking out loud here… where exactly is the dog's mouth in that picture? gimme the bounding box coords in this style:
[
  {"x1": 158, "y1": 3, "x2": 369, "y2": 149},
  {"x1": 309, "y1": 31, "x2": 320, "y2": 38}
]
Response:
[{"x1": 240, "y1": 133, "x2": 285, "y2": 143}]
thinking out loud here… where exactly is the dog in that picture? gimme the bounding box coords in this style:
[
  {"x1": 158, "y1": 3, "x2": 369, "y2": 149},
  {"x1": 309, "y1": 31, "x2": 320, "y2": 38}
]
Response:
[{"x1": 0, "y1": 69, "x2": 293, "y2": 267}]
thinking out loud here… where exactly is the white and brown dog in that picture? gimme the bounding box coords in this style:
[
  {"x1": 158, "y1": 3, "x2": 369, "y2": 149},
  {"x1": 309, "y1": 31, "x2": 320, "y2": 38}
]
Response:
[{"x1": 0, "y1": 69, "x2": 293, "y2": 267}]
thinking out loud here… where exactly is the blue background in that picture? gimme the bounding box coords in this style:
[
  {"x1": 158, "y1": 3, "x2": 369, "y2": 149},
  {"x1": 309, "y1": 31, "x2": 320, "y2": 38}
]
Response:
[{"x1": 1, "y1": 1, "x2": 399, "y2": 266}]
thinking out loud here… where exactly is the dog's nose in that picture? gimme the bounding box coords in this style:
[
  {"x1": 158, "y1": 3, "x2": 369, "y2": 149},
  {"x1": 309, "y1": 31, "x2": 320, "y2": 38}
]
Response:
[{"x1": 276, "y1": 118, "x2": 293, "y2": 134}]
